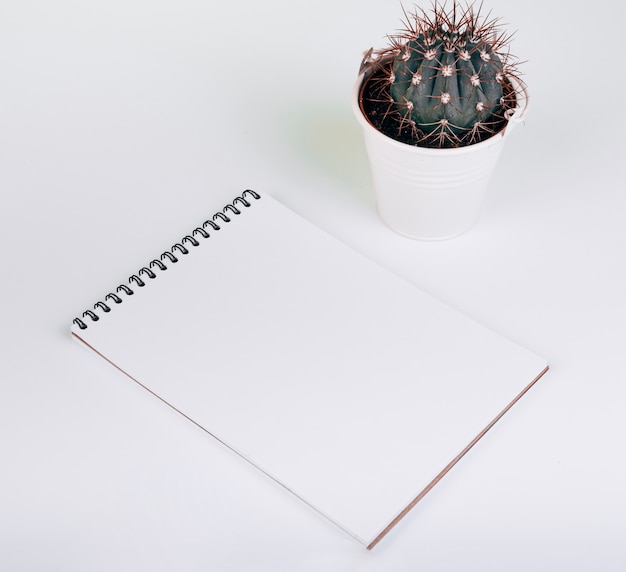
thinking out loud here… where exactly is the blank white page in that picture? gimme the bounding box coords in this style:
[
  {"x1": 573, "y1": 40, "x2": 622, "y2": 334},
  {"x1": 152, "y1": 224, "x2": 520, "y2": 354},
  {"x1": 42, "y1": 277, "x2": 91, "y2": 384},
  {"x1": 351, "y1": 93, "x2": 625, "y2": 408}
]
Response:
[{"x1": 71, "y1": 192, "x2": 548, "y2": 548}]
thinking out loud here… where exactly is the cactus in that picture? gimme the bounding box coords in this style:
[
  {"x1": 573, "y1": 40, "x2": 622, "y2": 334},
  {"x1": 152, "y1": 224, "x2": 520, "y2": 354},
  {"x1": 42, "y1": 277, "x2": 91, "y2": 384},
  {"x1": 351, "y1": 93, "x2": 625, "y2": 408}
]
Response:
[{"x1": 360, "y1": 1, "x2": 522, "y2": 148}]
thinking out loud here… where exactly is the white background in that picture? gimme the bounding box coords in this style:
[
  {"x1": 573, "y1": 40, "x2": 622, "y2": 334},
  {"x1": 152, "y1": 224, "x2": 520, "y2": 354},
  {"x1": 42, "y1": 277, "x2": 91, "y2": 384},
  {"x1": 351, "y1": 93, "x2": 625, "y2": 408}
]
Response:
[{"x1": 1, "y1": 0, "x2": 624, "y2": 570}]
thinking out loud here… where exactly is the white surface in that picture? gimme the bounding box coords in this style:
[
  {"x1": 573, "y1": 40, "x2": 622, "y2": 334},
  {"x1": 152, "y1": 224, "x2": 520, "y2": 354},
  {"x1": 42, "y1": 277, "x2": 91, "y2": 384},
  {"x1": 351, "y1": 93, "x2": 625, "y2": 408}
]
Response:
[
  {"x1": 71, "y1": 192, "x2": 547, "y2": 546},
  {"x1": 1, "y1": 0, "x2": 625, "y2": 570}
]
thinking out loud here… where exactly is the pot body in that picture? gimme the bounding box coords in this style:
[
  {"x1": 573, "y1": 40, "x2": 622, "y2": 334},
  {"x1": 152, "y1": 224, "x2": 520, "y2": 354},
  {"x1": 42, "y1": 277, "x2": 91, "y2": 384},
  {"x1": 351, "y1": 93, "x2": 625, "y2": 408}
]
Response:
[{"x1": 353, "y1": 75, "x2": 529, "y2": 240}]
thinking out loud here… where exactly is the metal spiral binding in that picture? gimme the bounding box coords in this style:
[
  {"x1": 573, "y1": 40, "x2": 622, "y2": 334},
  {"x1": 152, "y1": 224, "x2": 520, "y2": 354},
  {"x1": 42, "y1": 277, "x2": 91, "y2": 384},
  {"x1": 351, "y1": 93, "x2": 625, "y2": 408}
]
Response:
[{"x1": 72, "y1": 189, "x2": 261, "y2": 330}]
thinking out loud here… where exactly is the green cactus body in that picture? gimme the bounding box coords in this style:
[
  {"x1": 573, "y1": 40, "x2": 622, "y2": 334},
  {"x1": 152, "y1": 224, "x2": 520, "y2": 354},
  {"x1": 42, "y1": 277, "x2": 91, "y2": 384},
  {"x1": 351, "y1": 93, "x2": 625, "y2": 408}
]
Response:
[
  {"x1": 358, "y1": 1, "x2": 521, "y2": 148},
  {"x1": 390, "y1": 34, "x2": 505, "y2": 138}
]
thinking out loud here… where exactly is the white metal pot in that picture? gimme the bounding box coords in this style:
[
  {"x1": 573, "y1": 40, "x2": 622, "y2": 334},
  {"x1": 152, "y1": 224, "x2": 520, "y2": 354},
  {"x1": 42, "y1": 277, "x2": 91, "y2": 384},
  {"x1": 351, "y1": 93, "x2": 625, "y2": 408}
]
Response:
[{"x1": 353, "y1": 74, "x2": 529, "y2": 240}]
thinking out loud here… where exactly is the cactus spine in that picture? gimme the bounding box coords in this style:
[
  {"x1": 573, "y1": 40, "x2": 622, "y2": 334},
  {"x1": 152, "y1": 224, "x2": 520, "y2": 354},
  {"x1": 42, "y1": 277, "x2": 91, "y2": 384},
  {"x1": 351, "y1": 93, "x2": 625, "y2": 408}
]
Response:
[{"x1": 362, "y1": 1, "x2": 521, "y2": 148}]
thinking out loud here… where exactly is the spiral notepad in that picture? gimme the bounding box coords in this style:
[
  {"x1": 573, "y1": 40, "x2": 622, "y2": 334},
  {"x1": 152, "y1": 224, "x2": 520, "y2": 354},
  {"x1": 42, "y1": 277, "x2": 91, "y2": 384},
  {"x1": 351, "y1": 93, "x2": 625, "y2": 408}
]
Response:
[{"x1": 71, "y1": 190, "x2": 548, "y2": 548}]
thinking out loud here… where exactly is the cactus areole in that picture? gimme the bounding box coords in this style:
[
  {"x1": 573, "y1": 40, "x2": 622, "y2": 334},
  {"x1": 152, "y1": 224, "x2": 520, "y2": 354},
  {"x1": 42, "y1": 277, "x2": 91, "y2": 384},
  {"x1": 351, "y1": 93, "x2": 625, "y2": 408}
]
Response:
[{"x1": 360, "y1": 1, "x2": 523, "y2": 149}]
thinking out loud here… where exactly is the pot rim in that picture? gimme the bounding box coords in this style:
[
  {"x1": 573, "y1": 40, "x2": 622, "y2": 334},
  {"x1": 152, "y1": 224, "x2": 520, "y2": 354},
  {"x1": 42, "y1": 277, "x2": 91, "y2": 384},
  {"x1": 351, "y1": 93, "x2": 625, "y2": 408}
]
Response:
[{"x1": 352, "y1": 71, "x2": 530, "y2": 156}]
